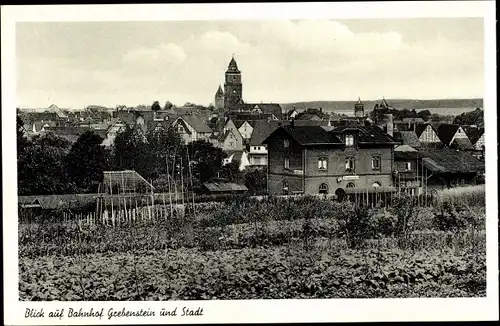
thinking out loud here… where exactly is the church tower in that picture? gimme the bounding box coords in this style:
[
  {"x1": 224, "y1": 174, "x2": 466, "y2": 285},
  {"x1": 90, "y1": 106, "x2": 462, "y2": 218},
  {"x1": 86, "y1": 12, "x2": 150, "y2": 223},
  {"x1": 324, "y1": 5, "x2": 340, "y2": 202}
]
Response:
[
  {"x1": 224, "y1": 55, "x2": 243, "y2": 110},
  {"x1": 354, "y1": 97, "x2": 364, "y2": 118},
  {"x1": 214, "y1": 85, "x2": 224, "y2": 110}
]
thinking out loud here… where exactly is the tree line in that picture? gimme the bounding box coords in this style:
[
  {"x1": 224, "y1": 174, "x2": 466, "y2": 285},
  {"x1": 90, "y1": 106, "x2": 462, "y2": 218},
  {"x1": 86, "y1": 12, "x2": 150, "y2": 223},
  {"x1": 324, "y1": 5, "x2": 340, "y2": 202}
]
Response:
[{"x1": 17, "y1": 116, "x2": 266, "y2": 196}]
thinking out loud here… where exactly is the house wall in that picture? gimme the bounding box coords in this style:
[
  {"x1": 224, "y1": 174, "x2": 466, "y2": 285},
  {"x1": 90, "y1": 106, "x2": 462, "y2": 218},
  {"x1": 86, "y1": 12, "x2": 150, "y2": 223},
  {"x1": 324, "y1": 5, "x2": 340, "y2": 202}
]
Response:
[
  {"x1": 449, "y1": 126, "x2": 469, "y2": 145},
  {"x1": 222, "y1": 130, "x2": 243, "y2": 151},
  {"x1": 249, "y1": 153, "x2": 267, "y2": 166},
  {"x1": 174, "y1": 118, "x2": 195, "y2": 144},
  {"x1": 304, "y1": 174, "x2": 393, "y2": 195},
  {"x1": 267, "y1": 133, "x2": 305, "y2": 196},
  {"x1": 419, "y1": 125, "x2": 440, "y2": 143},
  {"x1": 474, "y1": 134, "x2": 485, "y2": 150},
  {"x1": 238, "y1": 122, "x2": 254, "y2": 140},
  {"x1": 305, "y1": 147, "x2": 393, "y2": 177}
]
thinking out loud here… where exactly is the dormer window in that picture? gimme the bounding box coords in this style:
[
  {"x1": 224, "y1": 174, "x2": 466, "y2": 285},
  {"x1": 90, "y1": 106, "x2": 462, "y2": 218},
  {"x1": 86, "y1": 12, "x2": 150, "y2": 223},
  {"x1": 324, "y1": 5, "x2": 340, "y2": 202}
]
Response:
[
  {"x1": 345, "y1": 134, "x2": 354, "y2": 146},
  {"x1": 284, "y1": 139, "x2": 289, "y2": 148}
]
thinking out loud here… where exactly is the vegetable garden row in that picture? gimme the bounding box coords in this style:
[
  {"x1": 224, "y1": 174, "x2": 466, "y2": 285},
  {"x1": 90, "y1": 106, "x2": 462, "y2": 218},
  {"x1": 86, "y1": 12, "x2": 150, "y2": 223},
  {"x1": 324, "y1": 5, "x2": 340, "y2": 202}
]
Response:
[{"x1": 19, "y1": 194, "x2": 486, "y2": 300}]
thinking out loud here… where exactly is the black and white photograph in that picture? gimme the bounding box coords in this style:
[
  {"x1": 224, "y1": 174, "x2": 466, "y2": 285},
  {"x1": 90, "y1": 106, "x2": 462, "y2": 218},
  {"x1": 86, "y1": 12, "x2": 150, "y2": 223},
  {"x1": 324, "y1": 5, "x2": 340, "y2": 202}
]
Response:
[{"x1": 2, "y1": 1, "x2": 498, "y2": 324}]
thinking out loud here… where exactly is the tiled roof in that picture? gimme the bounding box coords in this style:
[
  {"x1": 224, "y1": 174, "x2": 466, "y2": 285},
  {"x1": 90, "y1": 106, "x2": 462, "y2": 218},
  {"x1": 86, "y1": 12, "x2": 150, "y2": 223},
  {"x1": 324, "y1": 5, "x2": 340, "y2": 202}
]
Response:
[
  {"x1": 393, "y1": 131, "x2": 421, "y2": 148},
  {"x1": 264, "y1": 125, "x2": 344, "y2": 147},
  {"x1": 420, "y1": 149, "x2": 484, "y2": 173},
  {"x1": 332, "y1": 123, "x2": 399, "y2": 145},
  {"x1": 234, "y1": 103, "x2": 283, "y2": 120},
  {"x1": 179, "y1": 115, "x2": 213, "y2": 133},
  {"x1": 249, "y1": 120, "x2": 282, "y2": 146},
  {"x1": 436, "y1": 124, "x2": 461, "y2": 145},
  {"x1": 451, "y1": 137, "x2": 474, "y2": 151}
]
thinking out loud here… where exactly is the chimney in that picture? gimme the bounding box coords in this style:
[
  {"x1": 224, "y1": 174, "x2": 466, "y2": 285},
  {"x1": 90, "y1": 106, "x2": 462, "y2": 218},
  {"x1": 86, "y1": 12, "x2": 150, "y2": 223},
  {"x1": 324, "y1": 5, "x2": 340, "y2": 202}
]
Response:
[{"x1": 320, "y1": 107, "x2": 323, "y2": 113}]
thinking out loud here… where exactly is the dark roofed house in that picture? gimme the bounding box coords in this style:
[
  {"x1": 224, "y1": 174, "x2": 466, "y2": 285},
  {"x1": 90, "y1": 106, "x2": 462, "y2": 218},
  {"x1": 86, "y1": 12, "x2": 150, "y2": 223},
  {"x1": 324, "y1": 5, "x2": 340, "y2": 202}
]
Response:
[
  {"x1": 419, "y1": 148, "x2": 484, "y2": 189},
  {"x1": 436, "y1": 123, "x2": 469, "y2": 147},
  {"x1": 462, "y1": 126, "x2": 485, "y2": 156},
  {"x1": 172, "y1": 115, "x2": 213, "y2": 144},
  {"x1": 263, "y1": 121, "x2": 399, "y2": 197}
]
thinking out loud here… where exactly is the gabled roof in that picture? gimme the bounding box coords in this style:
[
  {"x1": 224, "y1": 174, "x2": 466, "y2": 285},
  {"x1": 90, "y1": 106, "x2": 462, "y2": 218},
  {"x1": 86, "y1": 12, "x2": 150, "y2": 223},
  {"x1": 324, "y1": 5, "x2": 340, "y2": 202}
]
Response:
[
  {"x1": 393, "y1": 131, "x2": 421, "y2": 148},
  {"x1": 264, "y1": 125, "x2": 344, "y2": 147},
  {"x1": 234, "y1": 120, "x2": 257, "y2": 129},
  {"x1": 436, "y1": 124, "x2": 461, "y2": 145},
  {"x1": 462, "y1": 126, "x2": 485, "y2": 145},
  {"x1": 414, "y1": 123, "x2": 435, "y2": 137},
  {"x1": 420, "y1": 149, "x2": 484, "y2": 173},
  {"x1": 178, "y1": 115, "x2": 213, "y2": 133}
]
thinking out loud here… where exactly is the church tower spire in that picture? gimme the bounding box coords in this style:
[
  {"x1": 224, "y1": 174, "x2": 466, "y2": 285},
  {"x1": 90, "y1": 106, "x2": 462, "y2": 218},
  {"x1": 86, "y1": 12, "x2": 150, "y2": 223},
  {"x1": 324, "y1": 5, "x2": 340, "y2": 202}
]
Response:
[
  {"x1": 214, "y1": 84, "x2": 224, "y2": 110},
  {"x1": 224, "y1": 55, "x2": 242, "y2": 110}
]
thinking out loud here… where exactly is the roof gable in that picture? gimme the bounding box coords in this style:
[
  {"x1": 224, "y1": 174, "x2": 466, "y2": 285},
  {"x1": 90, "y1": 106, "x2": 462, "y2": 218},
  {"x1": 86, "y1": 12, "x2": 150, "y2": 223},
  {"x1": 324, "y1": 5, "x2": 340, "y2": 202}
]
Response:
[{"x1": 437, "y1": 124, "x2": 461, "y2": 145}]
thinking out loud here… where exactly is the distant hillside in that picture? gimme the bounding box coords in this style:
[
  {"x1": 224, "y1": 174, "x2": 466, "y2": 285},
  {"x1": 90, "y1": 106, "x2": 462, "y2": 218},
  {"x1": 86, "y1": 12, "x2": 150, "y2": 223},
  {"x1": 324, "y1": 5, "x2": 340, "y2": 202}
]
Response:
[{"x1": 281, "y1": 99, "x2": 483, "y2": 113}]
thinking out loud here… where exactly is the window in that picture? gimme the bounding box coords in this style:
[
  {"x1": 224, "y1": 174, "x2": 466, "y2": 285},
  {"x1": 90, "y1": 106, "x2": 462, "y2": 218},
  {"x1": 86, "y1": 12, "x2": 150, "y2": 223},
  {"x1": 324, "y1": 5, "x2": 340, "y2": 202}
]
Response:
[
  {"x1": 319, "y1": 183, "x2": 329, "y2": 194},
  {"x1": 346, "y1": 182, "x2": 355, "y2": 188},
  {"x1": 318, "y1": 157, "x2": 328, "y2": 171},
  {"x1": 405, "y1": 162, "x2": 412, "y2": 171},
  {"x1": 372, "y1": 181, "x2": 382, "y2": 188},
  {"x1": 177, "y1": 123, "x2": 184, "y2": 133},
  {"x1": 284, "y1": 139, "x2": 289, "y2": 148},
  {"x1": 345, "y1": 134, "x2": 354, "y2": 146},
  {"x1": 345, "y1": 157, "x2": 355, "y2": 172},
  {"x1": 284, "y1": 157, "x2": 290, "y2": 169},
  {"x1": 372, "y1": 156, "x2": 381, "y2": 170},
  {"x1": 283, "y1": 181, "x2": 289, "y2": 195}
]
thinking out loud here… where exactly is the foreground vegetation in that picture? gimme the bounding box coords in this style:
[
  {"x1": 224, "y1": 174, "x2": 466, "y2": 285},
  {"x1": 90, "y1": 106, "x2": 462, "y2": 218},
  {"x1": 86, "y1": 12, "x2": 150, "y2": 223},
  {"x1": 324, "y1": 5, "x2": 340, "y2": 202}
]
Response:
[{"x1": 19, "y1": 194, "x2": 486, "y2": 300}]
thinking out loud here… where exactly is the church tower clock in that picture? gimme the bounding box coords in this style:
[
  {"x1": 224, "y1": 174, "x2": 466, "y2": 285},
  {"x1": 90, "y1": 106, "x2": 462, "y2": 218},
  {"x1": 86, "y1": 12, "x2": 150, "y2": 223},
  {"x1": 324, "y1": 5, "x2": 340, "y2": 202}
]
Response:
[{"x1": 224, "y1": 55, "x2": 243, "y2": 110}]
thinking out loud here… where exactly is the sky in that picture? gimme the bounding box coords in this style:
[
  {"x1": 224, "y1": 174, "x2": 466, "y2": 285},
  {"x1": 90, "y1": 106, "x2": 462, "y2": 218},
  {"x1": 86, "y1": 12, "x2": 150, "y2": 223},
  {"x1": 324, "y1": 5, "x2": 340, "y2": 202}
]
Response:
[{"x1": 16, "y1": 18, "x2": 484, "y2": 109}]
